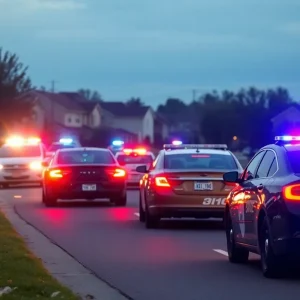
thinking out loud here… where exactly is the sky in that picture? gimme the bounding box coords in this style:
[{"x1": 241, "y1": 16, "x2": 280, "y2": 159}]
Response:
[{"x1": 1, "y1": 0, "x2": 300, "y2": 108}]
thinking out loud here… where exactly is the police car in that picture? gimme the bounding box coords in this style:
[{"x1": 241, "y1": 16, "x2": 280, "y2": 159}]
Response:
[
  {"x1": 223, "y1": 136, "x2": 300, "y2": 278},
  {"x1": 136, "y1": 142, "x2": 243, "y2": 228},
  {"x1": 0, "y1": 136, "x2": 46, "y2": 187},
  {"x1": 46, "y1": 138, "x2": 79, "y2": 158},
  {"x1": 108, "y1": 140, "x2": 124, "y2": 155},
  {"x1": 115, "y1": 147, "x2": 155, "y2": 187}
]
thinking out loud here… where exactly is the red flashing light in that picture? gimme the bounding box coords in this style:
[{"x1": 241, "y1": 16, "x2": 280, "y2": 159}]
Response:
[
  {"x1": 283, "y1": 184, "x2": 300, "y2": 201},
  {"x1": 123, "y1": 148, "x2": 147, "y2": 155}
]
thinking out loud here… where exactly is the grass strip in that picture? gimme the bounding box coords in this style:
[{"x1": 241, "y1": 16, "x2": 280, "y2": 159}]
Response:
[{"x1": 0, "y1": 210, "x2": 80, "y2": 299}]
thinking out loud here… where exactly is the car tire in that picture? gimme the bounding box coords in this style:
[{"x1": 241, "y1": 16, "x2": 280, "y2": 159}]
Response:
[
  {"x1": 145, "y1": 205, "x2": 160, "y2": 229},
  {"x1": 43, "y1": 189, "x2": 57, "y2": 207},
  {"x1": 259, "y1": 216, "x2": 284, "y2": 278},
  {"x1": 139, "y1": 193, "x2": 145, "y2": 222},
  {"x1": 226, "y1": 214, "x2": 249, "y2": 263},
  {"x1": 114, "y1": 194, "x2": 127, "y2": 207}
]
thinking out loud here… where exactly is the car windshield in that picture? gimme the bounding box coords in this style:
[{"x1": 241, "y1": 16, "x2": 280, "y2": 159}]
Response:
[
  {"x1": 287, "y1": 150, "x2": 300, "y2": 173},
  {"x1": 164, "y1": 153, "x2": 237, "y2": 170},
  {"x1": 48, "y1": 144, "x2": 75, "y2": 151},
  {"x1": 0, "y1": 145, "x2": 41, "y2": 158},
  {"x1": 57, "y1": 150, "x2": 115, "y2": 164},
  {"x1": 116, "y1": 154, "x2": 153, "y2": 165}
]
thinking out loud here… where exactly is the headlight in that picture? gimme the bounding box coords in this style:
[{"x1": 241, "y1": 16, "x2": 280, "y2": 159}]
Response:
[{"x1": 29, "y1": 161, "x2": 42, "y2": 170}]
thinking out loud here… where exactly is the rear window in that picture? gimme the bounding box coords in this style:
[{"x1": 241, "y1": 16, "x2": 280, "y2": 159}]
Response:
[
  {"x1": 116, "y1": 154, "x2": 153, "y2": 165},
  {"x1": 164, "y1": 153, "x2": 237, "y2": 170},
  {"x1": 0, "y1": 145, "x2": 41, "y2": 158},
  {"x1": 48, "y1": 144, "x2": 75, "y2": 151},
  {"x1": 287, "y1": 151, "x2": 300, "y2": 173},
  {"x1": 57, "y1": 150, "x2": 115, "y2": 165}
]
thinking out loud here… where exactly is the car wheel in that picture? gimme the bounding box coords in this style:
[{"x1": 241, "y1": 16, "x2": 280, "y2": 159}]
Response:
[
  {"x1": 43, "y1": 189, "x2": 57, "y2": 207},
  {"x1": 226, "y1": 214, "x2": 249, "y2": 263},
  {"x1": 145, "y1": 205, "x2": 160, "y2": 229},
  {"x1": 259, "y1": 216, "x2": 284, "y2": 278},
  {"x1": 139, "y1": 193, "x2": 145, "y2": 222},
  {"x1": 114, "y1": 194, "x2": 127, "y2": 207}
]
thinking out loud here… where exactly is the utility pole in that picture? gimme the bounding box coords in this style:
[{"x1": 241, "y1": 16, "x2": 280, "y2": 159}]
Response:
[{"x1": 50, "y1": 80, "x2": 57, "y2": 92}]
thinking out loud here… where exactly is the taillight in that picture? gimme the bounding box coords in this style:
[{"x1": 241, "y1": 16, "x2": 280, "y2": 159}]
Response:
[
  {"x1": 113, "y1": 168, "x2": 126, "y2": 177},
  {"x1": 49, "y1": 169, "x2": 63, "y2": 178},
  {"x1": 155, "y1": 176, "x2": 170, "y2": 187},
  {"x1": 106, "y1": 168, "x2": 126, "y2": 178},
  {"x1": 283, "y1": 184, "x2": 300, "y2": 201}
]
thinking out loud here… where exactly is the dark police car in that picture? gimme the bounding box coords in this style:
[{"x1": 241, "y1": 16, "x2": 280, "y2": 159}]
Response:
[
  {"x1": 42, "y1": 147, "x2": 127, "y2": 207},
  {"x1": 223, "y1": 136, "x2": 300, "y2": 278}
]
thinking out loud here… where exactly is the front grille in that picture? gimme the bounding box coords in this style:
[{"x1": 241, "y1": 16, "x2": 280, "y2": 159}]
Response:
[{"x1": 3, "y1": 164, "x2": 28, "y2": 170}]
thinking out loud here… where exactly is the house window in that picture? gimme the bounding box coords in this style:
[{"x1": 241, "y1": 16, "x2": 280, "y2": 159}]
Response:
[
  {"x1": 68, "y1": 117, "x2": 72, "y2": 123},
  {"x1": 76, "y1": 118, "x2": 80, "y2": 123}
]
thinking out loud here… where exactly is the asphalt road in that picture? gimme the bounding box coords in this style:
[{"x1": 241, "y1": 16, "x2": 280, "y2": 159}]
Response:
[{"x1": 2, "y1": 187, "x2": 300, "y2": 300}]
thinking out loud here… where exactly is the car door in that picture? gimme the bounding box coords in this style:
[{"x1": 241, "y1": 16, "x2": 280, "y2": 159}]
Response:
[
  {"x1": 232, "y1": 150, "x2": 266, "y2": 244},
  {"x1": 244, "y1": 150, "x2": 277, "y2": 245}
]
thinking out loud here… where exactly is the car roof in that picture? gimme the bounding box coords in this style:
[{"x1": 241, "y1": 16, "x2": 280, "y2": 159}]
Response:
[
  {"x1": 57, "y1": 147, "x2": 110, "y2": 152},
  {"x1": 164, "y1": 149, "x2": 232, "y2": 156}
]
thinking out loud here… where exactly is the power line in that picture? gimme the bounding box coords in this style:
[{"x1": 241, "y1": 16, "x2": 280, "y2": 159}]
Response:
[{"x1": 50, "y1": 80, "x2": 58, "y2": 92}]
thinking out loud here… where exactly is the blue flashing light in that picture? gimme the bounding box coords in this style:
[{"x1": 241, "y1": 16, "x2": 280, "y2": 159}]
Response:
[
  {"x1": 275, "y1": 136, "x2": 300, "y2": 142},
  {"x1": 172, "y1": 140, "x2": 183, "y2": 145},
  {"x1": 112, "y1": 140, "x2": 124, "y2": 146},
  {"x1": 59, "y1": 138, "x2": 73, "y2": 144}
]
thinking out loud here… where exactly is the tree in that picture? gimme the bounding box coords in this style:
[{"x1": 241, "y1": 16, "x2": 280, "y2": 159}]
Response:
[
  {"x1": 0, "y1": 48, "x2": 34, "y2": 133},
  {"x1": 78, "y1": 88, "x2": 102, "y2": 101},
  {"x1": 126, "y1": 97, "x2": 144, "y2": 108}
]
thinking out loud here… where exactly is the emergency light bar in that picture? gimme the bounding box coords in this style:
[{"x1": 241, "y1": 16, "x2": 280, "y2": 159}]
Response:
[
  {"x1": 163, "y1": 144, "x2": 228, "y2": 150},
  {"x1": 112, "y1": 140, "x2": 124, "y2": 146},
  {"x1": 275, "y1": 136, "x2": 300, "y2": 141},
  {"x1": 59, "y1": 138, "x2": 73, "y2": 144},
  {"x1": 6, "y1": 136, "x2": 41, "y2": 146},
  {"x1": 123, "y1": 148, "x2": 147, "y2": 155}
]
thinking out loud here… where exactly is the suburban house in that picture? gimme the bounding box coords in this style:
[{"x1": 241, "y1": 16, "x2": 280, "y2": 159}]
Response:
[
  {"x1": 154, "y1": 113, "x2": 169, "y2": 145},
  {"x1": 100, "y1": 102, "x2": 156, "y2": 143},
  {"x1": 17, "y1": 90, "x2": 102, "y2": 145},
  {"x1": 271, "y1": 104, "x2": 300, "y2": 135}
]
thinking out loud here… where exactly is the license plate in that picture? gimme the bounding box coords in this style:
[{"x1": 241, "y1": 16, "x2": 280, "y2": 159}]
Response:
[
  {"x1": 82, "y1": 184, "x2": 97, "y2": 191},
  {"x1": 194, "y1": 182, "x2": 213, "y2": 191}
]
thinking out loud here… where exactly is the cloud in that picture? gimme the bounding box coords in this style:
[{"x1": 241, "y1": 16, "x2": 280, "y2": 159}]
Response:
[
  {"x1": 279, "y1": 22, "x2": 300, "y2": 35},
  {"x1": 35, "y1": 28, "x2": 257, "y2": 53},
  {"x1": 0, "y1": 0, "x2": 86, "y2": 12}
]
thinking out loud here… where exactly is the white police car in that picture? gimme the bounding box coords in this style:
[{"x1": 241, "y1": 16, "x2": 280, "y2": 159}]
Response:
[{"x1": 0, "y1": 136, "x2": 46, "y2": 187}]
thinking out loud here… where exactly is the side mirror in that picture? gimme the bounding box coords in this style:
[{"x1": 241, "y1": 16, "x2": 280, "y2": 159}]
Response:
[
  {"x1": 223, "y1": 171, "x2": 241, "y2": 186},
  {"x1": 136, "y1": 165, "x2": 148, "y2": 173}
]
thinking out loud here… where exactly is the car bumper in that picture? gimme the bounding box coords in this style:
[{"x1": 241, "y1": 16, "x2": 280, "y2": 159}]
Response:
[
  {"x1": 0, "y1": 169, "x2": 42, "y2": 184},
  {"x1": 44, "y1": 181, "x2": 126, "y2": 200},
  {"x1": 127, "y1": 172, "x2": 143, "y2": 185},
  {"x1": 148, "y1": 192, "x2": 226, "y2": 218}
]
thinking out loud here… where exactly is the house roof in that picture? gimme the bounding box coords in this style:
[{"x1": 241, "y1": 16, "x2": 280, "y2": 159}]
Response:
[
  {"x1": 100, "y1": 102, "x2": 150, "y2": 117},
  {"x1": 271, "y1": 104, "x2": 300, "y2": 123}
]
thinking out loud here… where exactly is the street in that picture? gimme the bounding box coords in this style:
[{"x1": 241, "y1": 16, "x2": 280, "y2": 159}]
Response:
[{"x1": 2, "y1": 187, "x2": 300, "y2": 300}]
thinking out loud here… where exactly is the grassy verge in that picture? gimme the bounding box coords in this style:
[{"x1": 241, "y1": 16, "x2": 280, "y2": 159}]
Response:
[{"x1": 0, "y1": 210, "x2": 80, "y2": 299}]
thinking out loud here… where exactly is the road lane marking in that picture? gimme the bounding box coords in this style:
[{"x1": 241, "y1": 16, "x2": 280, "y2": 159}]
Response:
[
  {"x1": 134, "y1": 213, "x2": 140, "y2": 217},
  {"x1": 213, "y1": 249, "x2": 228, "y2": 256}
]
